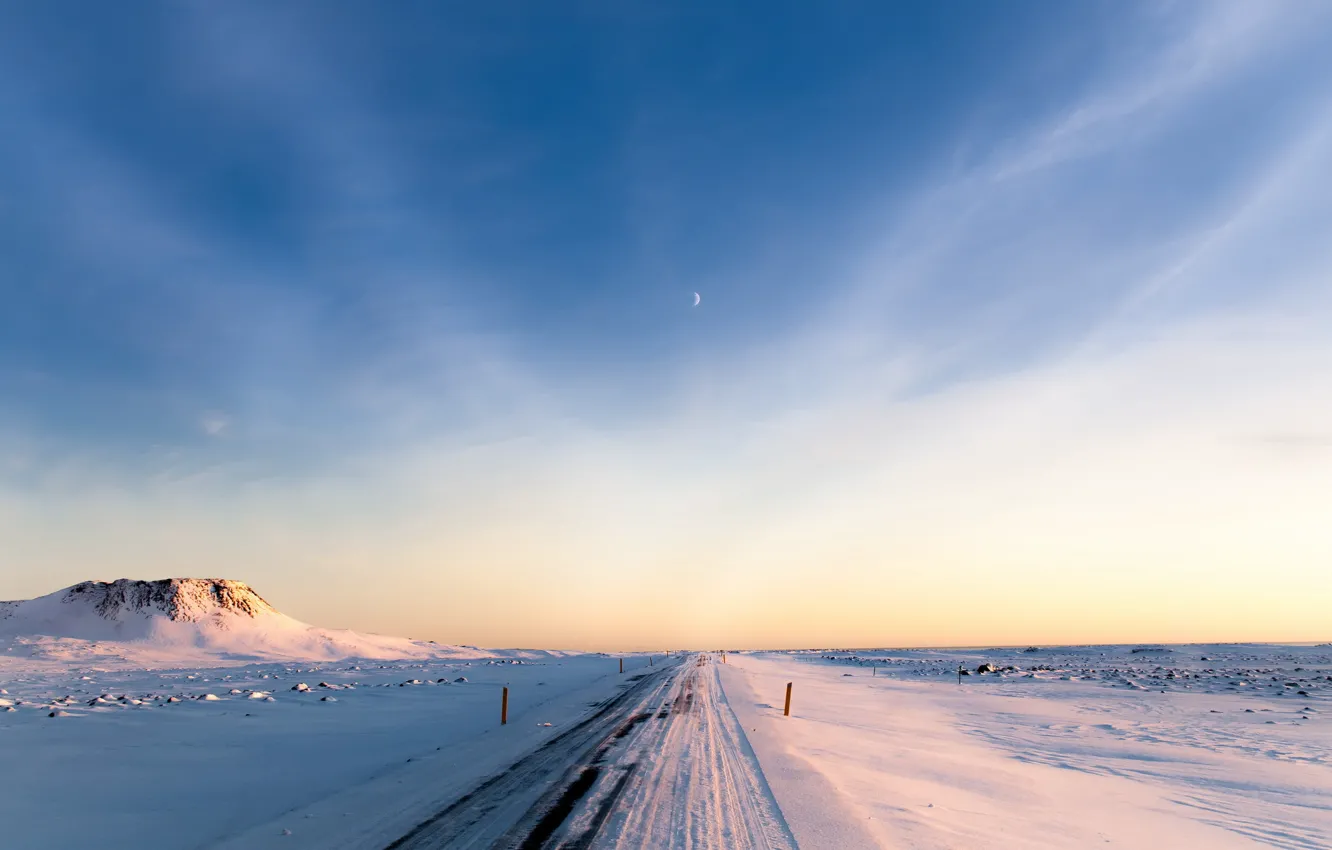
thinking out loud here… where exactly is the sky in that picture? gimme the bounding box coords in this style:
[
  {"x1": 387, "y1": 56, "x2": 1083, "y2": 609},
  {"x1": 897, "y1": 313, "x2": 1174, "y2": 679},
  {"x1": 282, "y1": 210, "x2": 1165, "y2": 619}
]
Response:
[{"x1": 2, "y1": 1, "x2": 1331, "y2": 650}]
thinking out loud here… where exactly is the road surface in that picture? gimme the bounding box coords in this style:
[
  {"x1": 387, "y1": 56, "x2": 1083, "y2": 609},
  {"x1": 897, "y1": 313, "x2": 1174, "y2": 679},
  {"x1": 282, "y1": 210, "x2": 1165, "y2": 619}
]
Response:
[{"x1": 386, "y1": 654, "x2": 795, "y2": 850}]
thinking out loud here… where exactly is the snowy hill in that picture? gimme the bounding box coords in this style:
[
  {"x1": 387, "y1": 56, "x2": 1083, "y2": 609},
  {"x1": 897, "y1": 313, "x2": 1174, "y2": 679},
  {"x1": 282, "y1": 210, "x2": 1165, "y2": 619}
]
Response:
[
  {"x1": 0, "y1": 578, "x2": 505, "y2": 668},
  {"x1": 0, "y1": 579, "x2": 280, "y2": 639}
]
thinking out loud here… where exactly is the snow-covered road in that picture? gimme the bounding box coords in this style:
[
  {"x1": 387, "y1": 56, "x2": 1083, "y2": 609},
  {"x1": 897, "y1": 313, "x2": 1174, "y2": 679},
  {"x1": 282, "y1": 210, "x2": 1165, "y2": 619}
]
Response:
[
  {"x1": 586, "y1": 655, "x2": 794, "y2": 850},
  {"x1": 387, "y1": 653, "x2": 794, "y2": 850}
]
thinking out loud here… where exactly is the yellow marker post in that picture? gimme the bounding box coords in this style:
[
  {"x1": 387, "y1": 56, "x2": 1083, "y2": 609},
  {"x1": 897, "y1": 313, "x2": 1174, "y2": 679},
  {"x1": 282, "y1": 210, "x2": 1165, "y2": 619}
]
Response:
[{"x1": 783, "y1": 682, "x2": 793, "y2": 717}]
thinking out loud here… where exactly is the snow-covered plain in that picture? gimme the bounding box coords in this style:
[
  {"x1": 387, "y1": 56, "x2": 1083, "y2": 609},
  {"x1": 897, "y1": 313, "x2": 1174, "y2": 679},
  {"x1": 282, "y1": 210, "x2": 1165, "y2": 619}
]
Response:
[
  {"x1": 3, "y1": 581, "x2": 1328, "y2": 849},
  {"x1": 722, "y1": 645, "x2": 1332, "y2": 849},
  {"x1": 0, "y1": 578, "x2": 627, "y2": 847},
  {"x1": 0, "y1": 651, "x2": 650, "y2": 848}
]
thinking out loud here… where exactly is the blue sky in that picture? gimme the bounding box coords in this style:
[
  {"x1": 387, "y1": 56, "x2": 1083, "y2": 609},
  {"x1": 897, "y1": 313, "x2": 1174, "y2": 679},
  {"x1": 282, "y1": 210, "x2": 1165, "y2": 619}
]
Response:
[{"x1": 2, "y1": 2, "x2": 1331, "y2": 648}]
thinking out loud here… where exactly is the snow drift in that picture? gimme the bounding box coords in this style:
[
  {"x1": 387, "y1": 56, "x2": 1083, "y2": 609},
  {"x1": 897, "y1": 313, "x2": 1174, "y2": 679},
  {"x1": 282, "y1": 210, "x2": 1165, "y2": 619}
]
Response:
[{"x1": 0, "y1": 578, "x2": 492, "y2": 667}]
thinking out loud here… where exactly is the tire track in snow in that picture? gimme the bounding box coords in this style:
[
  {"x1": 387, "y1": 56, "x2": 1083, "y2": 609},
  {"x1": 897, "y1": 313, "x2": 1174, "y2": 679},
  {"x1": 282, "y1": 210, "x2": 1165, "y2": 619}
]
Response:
[
  {"x1": 385, "y1": 662, "x2": 680, "y2": 849},
  {"x1": 585, "y1": 655, "x2": 797, "y2": 850},
  {"x1": 385, "y1": 654, "x2": 794, "y2": 850}
]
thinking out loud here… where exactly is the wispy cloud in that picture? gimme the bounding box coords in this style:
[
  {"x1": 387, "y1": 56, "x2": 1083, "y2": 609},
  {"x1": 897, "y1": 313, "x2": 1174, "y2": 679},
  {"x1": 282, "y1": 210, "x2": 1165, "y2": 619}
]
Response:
[
  {"x1": 1253, "y1": 432, "x2": 1332, "y2": 451},
  {"x1": 990, "y1": 1, "x2": 1321, "y2": 181},
  {"x1": 1, "y1": 3, "x2": 1329, "y2": 645},
  {"x1": 199, "y1": 411, "x2": 230, "y2": 438}
]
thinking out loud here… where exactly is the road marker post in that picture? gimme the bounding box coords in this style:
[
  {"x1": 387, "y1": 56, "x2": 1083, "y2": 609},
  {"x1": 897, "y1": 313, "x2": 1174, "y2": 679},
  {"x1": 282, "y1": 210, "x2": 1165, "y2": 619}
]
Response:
[
  {"x1": 784, "y1": 682, "x2": 793, "y2": 717},
  {"x1": 501, "y1": 687, "x2": 509, "y2": 725},
  {"x1": 619, "y1": 658, "x2": 624, "y2": 674}
]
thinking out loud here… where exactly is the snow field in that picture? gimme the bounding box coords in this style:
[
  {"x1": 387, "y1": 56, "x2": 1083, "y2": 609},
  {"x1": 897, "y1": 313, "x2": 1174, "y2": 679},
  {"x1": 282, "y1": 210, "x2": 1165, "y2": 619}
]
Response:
[
  {"x1": 0, "y1": 653, "x2": 653, "y2": 849},
  {"x1": 722, "y1": 647, "x2": 1332, "y2": 849},
  {"x1": 4, "y1": 641, "x2": 1326, "y2": 849}
]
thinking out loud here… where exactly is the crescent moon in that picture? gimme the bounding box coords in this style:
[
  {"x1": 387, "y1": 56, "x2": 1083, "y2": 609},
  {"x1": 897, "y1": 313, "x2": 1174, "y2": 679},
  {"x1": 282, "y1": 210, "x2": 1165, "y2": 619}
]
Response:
[{"x1": 693, "y1": 292, "x2": 701, "y2": 306}]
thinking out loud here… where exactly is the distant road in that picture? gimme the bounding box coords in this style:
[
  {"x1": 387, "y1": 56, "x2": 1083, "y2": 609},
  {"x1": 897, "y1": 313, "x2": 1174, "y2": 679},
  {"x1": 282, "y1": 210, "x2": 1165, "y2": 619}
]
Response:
[{"x1": 386, "y1": 654, "x2": 795, "y2": 850}]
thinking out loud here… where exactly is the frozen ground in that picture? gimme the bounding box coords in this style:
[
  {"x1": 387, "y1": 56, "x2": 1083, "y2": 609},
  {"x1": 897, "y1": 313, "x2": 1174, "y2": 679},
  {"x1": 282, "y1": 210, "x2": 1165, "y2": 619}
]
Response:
[
  {"x1": 722, "y1": 645, "x2": 1332, "y2": 849},
  {"x1": 2, "y1": 643, "x2": 1328, "y2": 848}
]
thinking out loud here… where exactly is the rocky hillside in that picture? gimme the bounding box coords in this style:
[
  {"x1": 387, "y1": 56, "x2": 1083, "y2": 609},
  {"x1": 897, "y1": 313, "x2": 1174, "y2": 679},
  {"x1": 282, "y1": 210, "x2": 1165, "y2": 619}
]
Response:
[
  {"x1": 60, "y1": 578, "x2": 278, "y2": 623},
  {"x1": 0, "y1": 578, "x2": 488, "y2": 667}
]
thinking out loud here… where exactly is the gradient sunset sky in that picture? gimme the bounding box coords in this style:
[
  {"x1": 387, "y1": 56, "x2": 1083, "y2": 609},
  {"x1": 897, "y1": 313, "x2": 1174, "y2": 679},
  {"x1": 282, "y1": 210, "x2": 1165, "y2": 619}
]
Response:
[{"x1": 2, "y1": 2, "x2": 1330, "y2": 649}]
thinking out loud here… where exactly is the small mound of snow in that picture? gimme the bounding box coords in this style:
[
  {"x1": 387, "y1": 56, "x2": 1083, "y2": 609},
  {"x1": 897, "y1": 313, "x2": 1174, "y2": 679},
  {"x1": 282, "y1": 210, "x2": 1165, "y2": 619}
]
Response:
[{"x1": 197, "y1": 694, "x2": 222, "y2": 701}]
